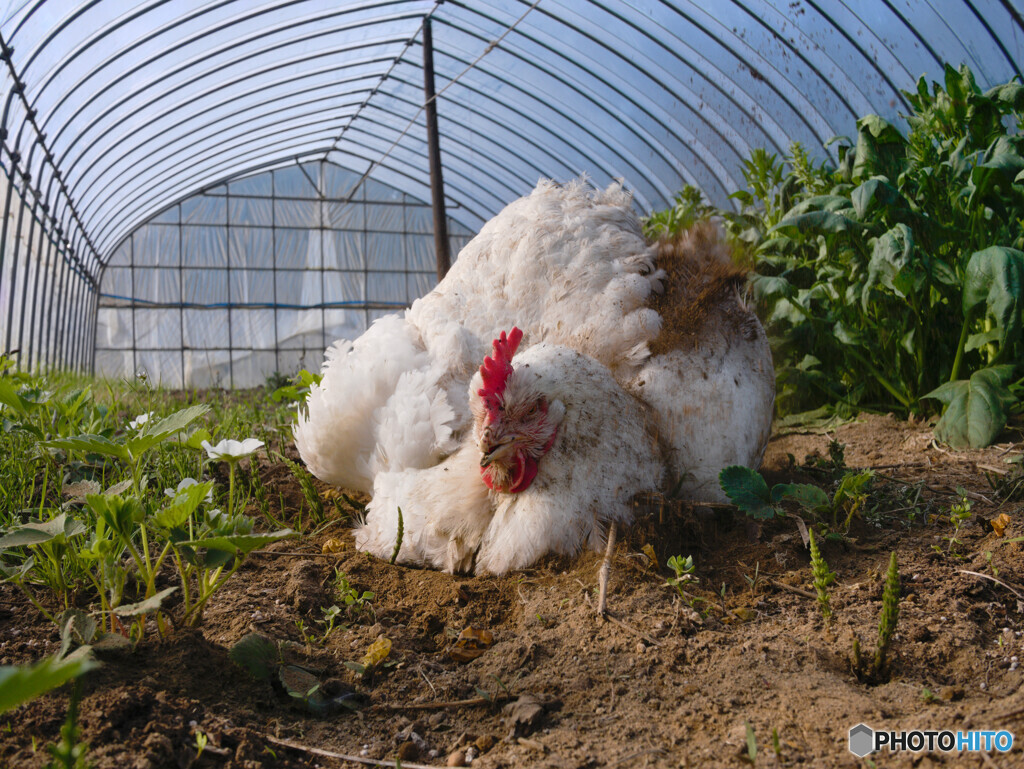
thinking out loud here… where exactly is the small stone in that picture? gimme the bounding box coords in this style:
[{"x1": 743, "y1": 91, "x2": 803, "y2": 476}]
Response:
[
  {"x1": 465, "y1": 746, "x2": 479, "y2": 763},
  {"x1": 397, "y1": 742, "x2": 419, "y2": 761},
  {"x1": 473, "y1": 735, "x2": 496, "y2": 753},
  {"x1": 447, "y1": 748, "x2": 467, "y2": 767}
]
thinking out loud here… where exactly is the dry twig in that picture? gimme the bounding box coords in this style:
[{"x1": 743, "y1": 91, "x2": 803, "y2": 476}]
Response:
[{"x1": 266, "y1": 736, "x2": 445, "y2": 768}]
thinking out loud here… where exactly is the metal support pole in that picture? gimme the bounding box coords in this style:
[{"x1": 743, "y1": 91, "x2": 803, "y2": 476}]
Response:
[{"x1": 422, "y1": 18, "x2": 449, "y2": 282}]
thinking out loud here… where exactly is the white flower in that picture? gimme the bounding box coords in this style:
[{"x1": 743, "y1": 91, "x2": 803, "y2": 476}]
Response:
[
  {"x1": 129, "y1": 412, "x2": 153, "y2": 431},
  {"x1": 201, "y1": 438, "x2": 264, "y2": 463},
  {"x1": 164, "y1": 477, "x2": 213, "y2": 503}
]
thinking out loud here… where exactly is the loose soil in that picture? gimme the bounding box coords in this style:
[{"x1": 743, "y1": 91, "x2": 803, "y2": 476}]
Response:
[{"x1": 2, "y1": 414, "x2": 1023, "y2": 769}]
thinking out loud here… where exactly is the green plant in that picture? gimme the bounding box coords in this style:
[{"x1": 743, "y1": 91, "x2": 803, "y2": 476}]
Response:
[
  {"x1": 664, "y1": 554, "x2": 705, "y2": 614},
  {"x1": 270, "y1": 369, "x2": 323, "y2": 413},
  {"x1": 649, "y1": 65, "x2": 1024, "y2": 447},
  {"x1": 719, "y1": 464, "x2": 873, "y2": 531},
  {"x1": 193, "y1": 730, "x2": 208, "y2": 759},
  {"x1": 852, "y1": 551, "x2": 901, "y2": 681},
  {"x1": 0, "y1": 656, "x2": 96, "y2": 715},
  {"x1": 933, "y1": 488, "x2": 972, "y2": 556},
  {"x1": 333, "y1": 569, "x2": 375, "y2": 622},
  {"x1": 277, "y1": 453, "x2": 325, "y2": 526},
  {"x1": 390, "y1": 507, "x2": 403, "y2": 565},
  {"x1": 744, "y1": 721, "x2": 757, "y2": 765},
  {"x1": 808, "y1": 530, "x2": 835, "y2": 623},
  {"x1": 44, "y1": 679, "x2": 90, "y2": 769}
]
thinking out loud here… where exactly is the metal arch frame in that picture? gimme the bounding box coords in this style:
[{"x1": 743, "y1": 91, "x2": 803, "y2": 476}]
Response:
[
  {"x1": 42, "y1": 11, "x2": 424, "y2": 176},
  {"x1": 83, "y1": 106, "x2": 362, "y2": 243},
  {"x1": 71, "y1": 72, "x2": 384, "y2": 207},
  {"x1": 480, "y1": 0, "x2": 758, "y2": 188},
  {"x1": 63, "y1": 37, "x2": 418, "y2": 245},
  {"x1": 376, "y1": 67, "x2": 659, "y2": 195},
  {"x1": 651, "y1": 1, "x2": 840, "y2": 151},
  {"x1": 957, "y1": 0, "x2": 1022, "y2": 79},
  {"x1": 361, "y1": 88, "x2": 563, "y2": 185},
  {"x1": 425, "y1": 14, "x2": 697, "y2": 207},
  {"x1": 92, "y1": 130, "x2": 340, "y2": 253},
  {"x1": 556, "y1": 0, "x2": 791, "y2": 162}
]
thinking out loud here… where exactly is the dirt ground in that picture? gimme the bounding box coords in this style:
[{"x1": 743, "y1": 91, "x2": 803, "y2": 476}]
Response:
[{"x1": 2, "y1": 413, "x2": 1023, "y2": 769}]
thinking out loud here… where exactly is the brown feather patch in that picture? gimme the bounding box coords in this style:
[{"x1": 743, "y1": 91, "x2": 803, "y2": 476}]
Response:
[{"x1": 648, "y1": 221, "x2": 751, "y2": 355}]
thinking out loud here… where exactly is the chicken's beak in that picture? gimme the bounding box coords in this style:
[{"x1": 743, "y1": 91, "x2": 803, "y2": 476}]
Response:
[{"x1": 480, "y1": 439, "x2": 515, "y2": 467}]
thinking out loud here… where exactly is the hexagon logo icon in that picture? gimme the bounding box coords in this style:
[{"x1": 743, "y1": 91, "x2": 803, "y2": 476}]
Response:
[{"x1": 849, "y1": 723, "x2": 875, "y2": 757}]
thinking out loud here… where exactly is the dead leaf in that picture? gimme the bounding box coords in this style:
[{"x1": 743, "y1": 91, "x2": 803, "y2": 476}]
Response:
[
  {"x1": 360, "y1": 636, "x2": 391, "y2": 668},
  {"x1": 448, "y1": 626, "x2": 493, "y2": 663},
  {"x1": 641, "y1": 543, "x2": 659, "y2": 569},
  {"x1": 991, "y1": 513, "x2": 1012, "y2": 537},
  {"x1": 321, "y1": 538, "x2": 346, "y2": 554},
  {"x1": 63, "y1": 480, "x2": 100, "y2": 501}
]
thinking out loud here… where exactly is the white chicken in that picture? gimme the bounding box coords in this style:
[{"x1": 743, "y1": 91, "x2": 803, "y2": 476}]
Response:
[
  {"x1": 356, "y1": 328, "x2": 663, "y2": 575},
  {"x1": 295, "y1": 179, "x2": 662, "y2": 494},
  {"x1": 295, "y1": 178, "x2": 774, "y2": 573}
]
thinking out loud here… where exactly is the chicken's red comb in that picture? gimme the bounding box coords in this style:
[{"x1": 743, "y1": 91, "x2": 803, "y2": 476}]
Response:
[{"x1": 478, "y1": 327, "x2": 523, "y2": 409}]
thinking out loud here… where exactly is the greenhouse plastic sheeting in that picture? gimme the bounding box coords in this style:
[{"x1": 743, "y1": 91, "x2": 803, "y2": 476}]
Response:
[
  {"x1": 0, "y1": 0, "x2": 1022, "y2": 381},
  {"x1": 94, "y1": 162, "x2": 473, "y2": 387}
]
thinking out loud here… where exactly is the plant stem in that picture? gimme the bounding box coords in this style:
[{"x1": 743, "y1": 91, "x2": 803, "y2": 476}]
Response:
[
  {"x1": 949, "y1": 317, "x2": 971, "y2": 383},
  {"x1": 13, "y1": 579, "x2": 55, "y2": 624}
]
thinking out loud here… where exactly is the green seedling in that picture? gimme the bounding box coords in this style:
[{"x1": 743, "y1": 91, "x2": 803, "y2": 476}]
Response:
[
  {"x1": 333, "y1": 569, "x2": 375, "y2": 622},
  {"x1": 390, "y1": 507, "x2": 404, "y2": 565},
  {"x1": 194, "y1": 730, "x2": 208, "y2": 759},
  {"x1": 808, "y1": 529, "x2": 835, "y2": 623},
  {"x1": 852, "y1": 551, "x2": 901, "y2": 682},
  {"x1": 277, "y1": 453, "x2": 325, "y2": 526},
  {"x1": 665, "y1": 555, "x2": 706, "y2": 614},
  {"x1": 934, "y1": 489, "x2": 972, "y2": 556},
  {"x1": 719, "y1": 465, "x2": 873, "y2": 532}
]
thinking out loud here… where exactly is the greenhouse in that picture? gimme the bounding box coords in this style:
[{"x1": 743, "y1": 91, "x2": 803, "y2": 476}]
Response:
[
  {"x1": 2, "y1": 0, "x2": 1020, "y2": 386},
  {"x1": 2, "y1": 2, "x2": 1024, "y2": 768}
]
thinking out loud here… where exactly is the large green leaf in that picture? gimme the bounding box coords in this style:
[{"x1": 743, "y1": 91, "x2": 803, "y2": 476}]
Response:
[
  {"x1": 43, "y1": 434, "x2": 129, "y2": 462},
  {"x1": 0, "y1": 378, "x2": 30, "y2": 417},
  {"x1": 984, "y1": 82, "x2": 1024, "y2": 111},
  {"x1": 962, "y1": 246, "x2": 1024, "y2": 353},
  {"x1": 153, "y1": 481, "x2": 214, "y2": 530},
  {"x1": 782, "y1": 195, "x2": 852, "y2": 216},
  {"x1": 187, "y1": 529, "x2": 295, "y2": 556},
  {"x1": 770, "y1": 483, "x2": 830, "y2": 512},
  {"x1": 126, "y1": 404, "x2": 210, "y2": 459},
  {"x1": 863, "y1": 224, "x2": 916, "y2": 306},
  {"x1": 851, "y1": 178, "x2": 899, "y2": 220},
  {"x1": 0, "y1": 514, "x2": 87, "y2": 550},
  {"x1": 718, "y1": 466, "x2": 776, "y2": 520},
  {"x1": 113, "y1": 586, "x2": 178, "y2": 617},
  {"x1": 924, "y1": 365, "x2": 1017, "y2": 449},
  {"x1": 968, "y1": 137, "x2": 1024, "y2": 211},
  {"x1": 772, "y1": 210, "x2": 863, "y2": 235},
  {"x1": 0, "y1": 655, "x2": 98, "y2": 714}
]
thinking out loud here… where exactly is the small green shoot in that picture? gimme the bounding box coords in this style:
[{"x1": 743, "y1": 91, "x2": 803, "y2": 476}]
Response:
[
  {"x1": 852, "y1": 551, "x2": 901, "y2": 682},
  {"x1": 808, "y1": 529, "x2": 835, "y2": 623},
  {"x1": 194, "y1": 730, "x2": 208, "y2": 759},
  {"x1": 277, "y1": 453, "x2": 325, "y2": 526},
  {"x1": 390, "y1": 506, "x2": 403, "y2": 565},
  {"x1": 934, "y1": 488, "x2": 972, "y2": 556},
  {"x1": 333, "y1": 569, "x2": 375, "y2": 622},
  {"x1": 744, "y1": 721, "x2": 757, "y2": 765}
]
